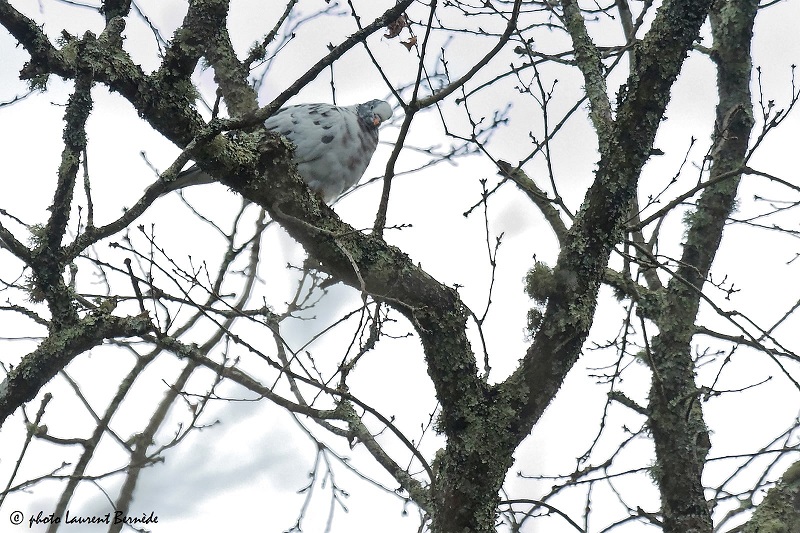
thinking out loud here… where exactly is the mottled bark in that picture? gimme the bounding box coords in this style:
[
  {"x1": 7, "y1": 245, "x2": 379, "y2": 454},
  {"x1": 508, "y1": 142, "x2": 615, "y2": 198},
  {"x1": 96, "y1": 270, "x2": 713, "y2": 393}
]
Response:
[
  {"x1": 743, "y1": 460, "x2": 800, "y2": 533},
  {"x1": 646, "y1": 2, "x2": 758, "y2": 533}
]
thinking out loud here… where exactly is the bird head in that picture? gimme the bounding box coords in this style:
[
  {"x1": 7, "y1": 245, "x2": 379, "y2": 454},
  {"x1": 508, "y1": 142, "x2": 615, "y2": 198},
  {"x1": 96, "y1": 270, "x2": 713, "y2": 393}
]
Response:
[{"x1": 358, "y1": 100, "x2": 393, "y2": 127}]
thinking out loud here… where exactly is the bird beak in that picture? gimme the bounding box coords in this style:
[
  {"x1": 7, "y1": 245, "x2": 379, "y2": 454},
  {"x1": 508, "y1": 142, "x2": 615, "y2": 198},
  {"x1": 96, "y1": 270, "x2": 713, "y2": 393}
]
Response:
[{"x1": 372, "y1": 114, "x2": 382, "y2": 126}]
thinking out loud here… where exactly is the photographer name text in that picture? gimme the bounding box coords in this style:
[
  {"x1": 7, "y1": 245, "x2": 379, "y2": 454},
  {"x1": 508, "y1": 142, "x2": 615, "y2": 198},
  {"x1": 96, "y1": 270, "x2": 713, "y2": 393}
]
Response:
[{"x1": 27, "y1": 510, "x2": 158, "y2": 528}]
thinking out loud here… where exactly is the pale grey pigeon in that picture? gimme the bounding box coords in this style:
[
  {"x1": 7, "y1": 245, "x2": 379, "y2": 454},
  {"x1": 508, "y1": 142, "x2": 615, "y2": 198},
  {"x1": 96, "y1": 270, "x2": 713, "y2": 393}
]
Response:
[{"x1": 166, "y1": 99, "x2": 393, "y2": 202}]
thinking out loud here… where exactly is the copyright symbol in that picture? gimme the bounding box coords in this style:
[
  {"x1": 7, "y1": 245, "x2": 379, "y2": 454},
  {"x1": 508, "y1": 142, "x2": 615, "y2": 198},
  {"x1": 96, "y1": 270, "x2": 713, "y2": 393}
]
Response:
[{"x1": 9, "y1": 511, "x2": 23, "y2": 525}]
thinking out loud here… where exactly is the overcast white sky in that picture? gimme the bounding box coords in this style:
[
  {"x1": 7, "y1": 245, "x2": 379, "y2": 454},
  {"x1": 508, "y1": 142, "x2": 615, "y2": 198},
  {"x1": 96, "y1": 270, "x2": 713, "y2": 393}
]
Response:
[{"x1": 1, "y1": 1, "x2": 800, "y2": 532}]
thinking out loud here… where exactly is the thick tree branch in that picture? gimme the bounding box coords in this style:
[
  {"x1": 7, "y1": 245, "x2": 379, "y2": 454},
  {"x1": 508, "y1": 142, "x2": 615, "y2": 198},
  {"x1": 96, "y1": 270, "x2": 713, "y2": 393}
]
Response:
[
  {"x1": 497, "y1": 160, "x2": 568, "y2": 245},
  {"x1": 742, "y1": 460, "x2": 800, "y2": 533},
  {"x1": 154, "y1": 0, "x2": 230, "y2": 89},
  {"x1": 646, "y1": 2, "x2": 759, "y2": 532},
  {"x1": 33, "y1": 62, "x2": 93, "y2": 324},
  {"x1": 504, "y1": 0, "x2": 714, "y2": 440},
  {"x1": 0, "y1": 310, "x2": 153, "y2": 426},
  {"x1": 0, "y1": 2, "x2": 65, "y2": 81},
  {"x1": 559, "y1": 0, "x2": 614, "y2": 151}
]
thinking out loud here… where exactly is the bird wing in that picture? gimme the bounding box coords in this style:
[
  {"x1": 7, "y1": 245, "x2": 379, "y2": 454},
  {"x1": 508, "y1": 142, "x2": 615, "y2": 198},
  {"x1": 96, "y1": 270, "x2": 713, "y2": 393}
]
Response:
[
  {"x1": 265, "y1": 103, "x2": 378, "y2": 201},
  {"x1": 264, "y1": 103, "x2": 344, "y2": 166}
]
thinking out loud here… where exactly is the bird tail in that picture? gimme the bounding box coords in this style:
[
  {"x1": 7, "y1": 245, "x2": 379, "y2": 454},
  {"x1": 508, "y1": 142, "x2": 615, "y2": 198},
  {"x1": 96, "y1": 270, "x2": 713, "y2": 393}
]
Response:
[{"x1": 161, "y1": 165, "x2": 216, "y2": 194}]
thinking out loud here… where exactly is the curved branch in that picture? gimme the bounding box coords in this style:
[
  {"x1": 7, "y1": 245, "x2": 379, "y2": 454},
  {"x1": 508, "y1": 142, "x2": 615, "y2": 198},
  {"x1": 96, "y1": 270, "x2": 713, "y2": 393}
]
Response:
[
  {"x1": 0, "y1": 311, "x2": 153, "y2": 426},
  {"x1": 558, "y1": 0, "x2": 614, "y2": 150}
]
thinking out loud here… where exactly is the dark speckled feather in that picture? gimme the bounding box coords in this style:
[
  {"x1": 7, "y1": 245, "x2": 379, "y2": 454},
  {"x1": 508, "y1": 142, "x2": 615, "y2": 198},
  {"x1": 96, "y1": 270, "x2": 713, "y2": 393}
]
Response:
[{"x1": 168, "y1": 100, "x2": 393, "y2": 203}]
